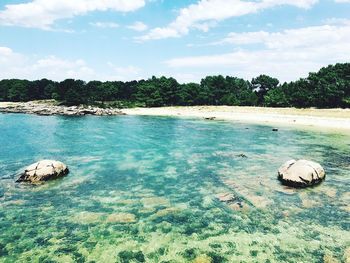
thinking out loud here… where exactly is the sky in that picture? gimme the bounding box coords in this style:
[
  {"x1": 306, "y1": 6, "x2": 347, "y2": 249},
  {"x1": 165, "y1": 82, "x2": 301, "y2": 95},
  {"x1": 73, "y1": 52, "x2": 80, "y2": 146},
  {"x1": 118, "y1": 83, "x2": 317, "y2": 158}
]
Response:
[{"x1": 0, "y1": 0, "x2": 349, "y2": 83}]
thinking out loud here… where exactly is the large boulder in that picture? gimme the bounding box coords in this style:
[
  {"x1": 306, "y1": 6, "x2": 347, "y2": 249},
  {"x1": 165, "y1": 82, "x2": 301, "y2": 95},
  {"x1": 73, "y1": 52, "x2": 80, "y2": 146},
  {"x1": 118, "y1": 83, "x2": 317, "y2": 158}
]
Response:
[
  {"x1": 17, "y1": 160, "x2": 69, "y2": 183},
  {"x1": 278, "y1": 159, "x2": 325, "y2": 187}
]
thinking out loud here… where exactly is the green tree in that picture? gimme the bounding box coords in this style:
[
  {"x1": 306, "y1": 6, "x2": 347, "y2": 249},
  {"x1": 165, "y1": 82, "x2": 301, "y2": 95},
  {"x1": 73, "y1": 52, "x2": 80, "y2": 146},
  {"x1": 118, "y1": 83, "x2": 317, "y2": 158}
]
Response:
[
  {"x1": 307, "y1": 63, "x2": 350, "y2": 108},
  {"x1": 158, "y1": 76, "x2": 180, "y2": 106},
  {"x1": 7, "y1": 80, "x2": 31, "y2": 101},
  {"x1": 136, "y1": 80, "x2": 164, "y2": 107},
  {"x1": 178, "y1": 83, "x2": 201, "y2": 106},
  {"x1": 265, "y1": 83, "x2": 289, "y2": 107},
  {"x1": 200, "y1": 76, "x2": 226, "y2": 105},
  {"x1": 0, "y1": 63, "x2": 349, "y2": 109},
  {"x1": 225, "y1": 77, "x2": 257, "y2": 106},
  {"x1": 61, "y1": 79, "x2": 88, "y2": 105},
  {"x1": 251, "y1": 75, "x2": 279, "y2": 105},
  {"x1": 94, "y1": 82, "x2": 118, "y2": 104},
  {"x1": 0, "y1": 80, "x2": 10, "y2": 101}
]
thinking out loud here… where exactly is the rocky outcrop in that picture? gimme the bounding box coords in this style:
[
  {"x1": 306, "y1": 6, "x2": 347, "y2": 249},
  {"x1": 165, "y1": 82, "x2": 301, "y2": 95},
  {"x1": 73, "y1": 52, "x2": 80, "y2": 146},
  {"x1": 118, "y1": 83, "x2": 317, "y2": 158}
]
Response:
[
  {"x1": 17, "y1": 160, "x2": 69, "y2": 183},
  {"x1": 278, "y1": 159, "x2": 325, "y2": 187},
  {"x1": 216, "y1": 192, "x2": 250, "y2": 211},
  {"x1": 0, "y1": 102, "x2": 126, "y2": 116},
  {"x1": 236, "y1": 153, "x2": 248, "y2": 158}
]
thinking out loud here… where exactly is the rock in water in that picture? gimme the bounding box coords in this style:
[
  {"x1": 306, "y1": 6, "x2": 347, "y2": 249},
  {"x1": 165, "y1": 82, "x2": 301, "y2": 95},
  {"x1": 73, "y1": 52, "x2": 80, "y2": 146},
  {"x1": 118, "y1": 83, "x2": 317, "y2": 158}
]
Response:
[
  {"x1": 17, "y1": 160, "x2": 69, "y2": 183},
  {"x1": 278, "y1": 159, "x2": 325, "y2": 187}
]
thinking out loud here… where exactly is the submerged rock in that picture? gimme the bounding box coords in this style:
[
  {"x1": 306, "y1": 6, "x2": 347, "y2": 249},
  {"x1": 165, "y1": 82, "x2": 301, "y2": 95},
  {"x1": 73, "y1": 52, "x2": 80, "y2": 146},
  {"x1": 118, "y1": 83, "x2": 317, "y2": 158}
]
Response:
[
  {"x1": 106, "y1": 213, "x2": 136, "y2": 223},
  {"x1": 216, "y1": 192, "x2": 250, "y2": 212},
  {"x1": 154, "y1": 207, "x2": 181, "y2": 218},
  {"x1": 193, "y1": 255, "x2": 212, "y2": 263},
  {"x1": 300, "y1": 195, "x2": 319, "y2": 208},
  {"x1": 17, "y1": 160, "x2": 69, "y2": 183},
  {"x1": 278, "y1": 159, "x2": 325, "y2": 187},
  {"x1": 323, "y1": 253, "x2": 339, "y2": 263},
  {"x1": 71, "y1": 212, "x2": 104, "y2": 224},
  {"x1": 343, "y1": 247, "x2": 350, "y2": 263},
  {"x1": 236, "y1": 153, "x2": 248, "y2": 158},
  {"x1": 216, "y1": 193, "x2": 236, "y2": 203},
  {"x1": 222, "y1": 179, "x2": 274, "y2": 209},
  {"x1": 141, "y1": 197, "x2": 169, "y2": 208}
]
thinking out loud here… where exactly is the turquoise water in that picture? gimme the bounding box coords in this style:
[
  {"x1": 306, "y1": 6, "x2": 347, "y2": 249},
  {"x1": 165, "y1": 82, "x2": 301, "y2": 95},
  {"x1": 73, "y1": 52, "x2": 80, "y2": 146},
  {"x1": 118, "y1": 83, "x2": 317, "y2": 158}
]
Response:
[{"x1": 0, "y1": 113, "x2": 349, "y2": 263}]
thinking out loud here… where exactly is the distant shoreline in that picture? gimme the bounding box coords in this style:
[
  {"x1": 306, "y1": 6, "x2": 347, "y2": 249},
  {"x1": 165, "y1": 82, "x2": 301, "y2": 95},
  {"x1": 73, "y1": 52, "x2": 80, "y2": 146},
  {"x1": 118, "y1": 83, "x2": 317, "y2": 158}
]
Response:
[
  {"x1": 1, "y1": 101, "x2": 350, "y2": 131},
  {"x1": 122, "y1": 106, "x2": 350, "y2": 132},
  {"x1": 0, "y1": 101, "x2": 124, "y2": 116}
]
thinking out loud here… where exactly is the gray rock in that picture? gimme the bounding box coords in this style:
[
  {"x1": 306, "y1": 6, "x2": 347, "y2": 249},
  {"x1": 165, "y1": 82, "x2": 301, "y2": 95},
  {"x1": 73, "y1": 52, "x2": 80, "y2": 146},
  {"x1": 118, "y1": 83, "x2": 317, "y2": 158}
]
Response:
[
  {"x1": 0, "y1": 102, "x2": 125, "y2": 116},
  {"x1": 278, "y1": 159, "x2": 325, "y2": 187},
  {"x1": 17, "y1": 160, "x2": 69, "y2": 183},
  {"x1": 216, "y1": 193, "x2": 236, "y2": 203}
]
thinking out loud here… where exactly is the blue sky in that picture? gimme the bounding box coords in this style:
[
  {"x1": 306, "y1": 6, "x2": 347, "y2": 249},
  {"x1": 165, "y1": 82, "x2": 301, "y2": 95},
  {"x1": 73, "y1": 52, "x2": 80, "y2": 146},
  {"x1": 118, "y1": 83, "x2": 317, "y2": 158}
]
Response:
[{"x1": 0, "y1": 0, "x2": 349, "y2": 83}]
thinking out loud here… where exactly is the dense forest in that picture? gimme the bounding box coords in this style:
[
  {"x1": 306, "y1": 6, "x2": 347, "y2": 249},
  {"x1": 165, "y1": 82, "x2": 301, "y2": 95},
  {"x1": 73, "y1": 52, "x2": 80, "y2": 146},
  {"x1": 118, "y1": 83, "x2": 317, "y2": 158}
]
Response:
[{"x1": 0, "y1": 63, "x2": 349, "y2": 108}]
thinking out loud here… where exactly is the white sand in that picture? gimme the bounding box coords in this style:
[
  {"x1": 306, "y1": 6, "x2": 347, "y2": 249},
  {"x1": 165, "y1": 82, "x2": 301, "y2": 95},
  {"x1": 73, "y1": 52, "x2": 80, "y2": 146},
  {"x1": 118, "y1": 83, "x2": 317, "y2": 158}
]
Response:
[{"x1": 122, "y1": 106, "x2": 350, "y2": 132}]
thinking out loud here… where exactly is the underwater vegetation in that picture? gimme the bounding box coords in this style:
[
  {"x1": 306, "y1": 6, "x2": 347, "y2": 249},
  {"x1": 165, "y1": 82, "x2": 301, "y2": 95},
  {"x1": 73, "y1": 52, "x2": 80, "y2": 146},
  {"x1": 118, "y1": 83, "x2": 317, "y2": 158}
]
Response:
[{"x1": 0, "y1": 114, "x2": 349, "y2": 262}]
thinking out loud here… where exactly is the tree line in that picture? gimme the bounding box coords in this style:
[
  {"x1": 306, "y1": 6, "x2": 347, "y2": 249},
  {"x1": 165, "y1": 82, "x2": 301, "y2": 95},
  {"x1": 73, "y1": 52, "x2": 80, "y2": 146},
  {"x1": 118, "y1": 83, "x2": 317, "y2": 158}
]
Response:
[{"x1": 0, "y1": 63, "x2": 349, "y2": 108}]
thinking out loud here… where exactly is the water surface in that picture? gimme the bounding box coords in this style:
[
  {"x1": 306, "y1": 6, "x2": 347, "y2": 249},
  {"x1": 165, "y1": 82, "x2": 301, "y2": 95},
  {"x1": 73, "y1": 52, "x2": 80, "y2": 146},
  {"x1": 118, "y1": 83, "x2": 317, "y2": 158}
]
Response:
[{"x1": 0, "y1": 114, "x2": 349, "y2": 262}]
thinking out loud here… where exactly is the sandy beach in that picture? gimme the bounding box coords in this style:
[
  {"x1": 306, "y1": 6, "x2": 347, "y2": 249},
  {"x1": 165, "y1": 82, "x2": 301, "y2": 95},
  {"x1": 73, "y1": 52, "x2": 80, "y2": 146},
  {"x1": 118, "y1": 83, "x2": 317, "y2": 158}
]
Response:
[
  {"x1": 1, "y1": 102, "x2": 350, "y2": 131},
  {"x1": 122, "y1": 106, "x2": 350, "y2": 131}
]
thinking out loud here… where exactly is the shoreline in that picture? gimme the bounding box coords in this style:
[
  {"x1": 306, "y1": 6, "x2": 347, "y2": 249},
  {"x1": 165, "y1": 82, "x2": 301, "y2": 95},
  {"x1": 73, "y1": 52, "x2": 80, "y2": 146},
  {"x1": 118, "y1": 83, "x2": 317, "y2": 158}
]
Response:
[
  {"x1": 121, "y1": 106, "x2": 350, "y2": 132},
  {"x1": 1, "y1": 102, "x2": 350, "y2": 131},
  {"x1": 0, "y1": 101, "x2": 125, "y2": 116}
]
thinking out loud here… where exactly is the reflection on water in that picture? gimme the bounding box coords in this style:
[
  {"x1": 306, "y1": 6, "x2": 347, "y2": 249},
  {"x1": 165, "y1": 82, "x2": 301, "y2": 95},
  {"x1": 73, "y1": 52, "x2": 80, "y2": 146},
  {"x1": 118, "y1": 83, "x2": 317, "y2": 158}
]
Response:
[{"x1": 0, "y1": 114, "x2": 349, "y2": 262}]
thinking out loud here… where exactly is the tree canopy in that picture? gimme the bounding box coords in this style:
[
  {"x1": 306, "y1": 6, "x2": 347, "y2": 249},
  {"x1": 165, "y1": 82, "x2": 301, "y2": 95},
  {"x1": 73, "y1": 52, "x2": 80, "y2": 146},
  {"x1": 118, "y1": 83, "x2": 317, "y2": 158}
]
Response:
[{"x1": 0, "y1": 63, "x2": 349, "y2": 108}]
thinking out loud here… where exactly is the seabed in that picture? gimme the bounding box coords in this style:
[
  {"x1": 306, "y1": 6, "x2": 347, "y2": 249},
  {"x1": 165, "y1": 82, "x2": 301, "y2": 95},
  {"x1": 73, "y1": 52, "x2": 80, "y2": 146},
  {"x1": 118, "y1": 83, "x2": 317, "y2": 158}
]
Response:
[{"x1": 0, "y1": 114, "x2": 349, "y2": 262}]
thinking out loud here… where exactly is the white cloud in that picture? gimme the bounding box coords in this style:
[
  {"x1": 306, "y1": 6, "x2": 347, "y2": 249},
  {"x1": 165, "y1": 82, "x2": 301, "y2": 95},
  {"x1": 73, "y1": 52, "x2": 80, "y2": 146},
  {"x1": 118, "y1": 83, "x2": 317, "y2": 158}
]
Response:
[
  {"x1": 0, "y1": 47, "x2": 26, "y2": 69},
  {"x1": 215, "y1": 21, "x2": 350, "y2": 49},
  {"x1": 0, "y1": 45, "x2": 150, "y2": 82},
  {"x1": 90, "y1": 22, "x2": 119, "y2": 28},
  {"x1": 31, "y1": 56, "x2": 96, "y2": 80},
  {"x1": 107, "y1": 62, "x2": 142, "y2": 81},
  {"x1": 0, "y1": 47, "x2": 146, "y2": 81},
  {"x1": 138, "y1": 0, "x2": 318, "y2": 41},
  {"x1": 323, "y1": 17, "x2": 350, "y2": 24},
  {"x1": 0, "y1": 49, "x2": 97, "y2": 80},
  {"x1": 165, "y1": 20, "x2": 350, "y2": 82},
  {"x1": 127, "y1": 21, "x2": 148, "y2": 31},
  {"x1": 0, "y1": 47, "x2": 14, "y2": 56},
  {"x1": 0, "y1": 0, "x2": 145, "y2": 29}
]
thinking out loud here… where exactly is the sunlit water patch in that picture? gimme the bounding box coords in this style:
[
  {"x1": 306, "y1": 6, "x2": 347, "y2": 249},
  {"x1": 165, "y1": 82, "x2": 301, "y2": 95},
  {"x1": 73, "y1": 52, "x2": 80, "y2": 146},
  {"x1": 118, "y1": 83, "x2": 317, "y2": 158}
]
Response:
[{"x1": 0, "y1": 114, "x2": 349, "y2": 262}]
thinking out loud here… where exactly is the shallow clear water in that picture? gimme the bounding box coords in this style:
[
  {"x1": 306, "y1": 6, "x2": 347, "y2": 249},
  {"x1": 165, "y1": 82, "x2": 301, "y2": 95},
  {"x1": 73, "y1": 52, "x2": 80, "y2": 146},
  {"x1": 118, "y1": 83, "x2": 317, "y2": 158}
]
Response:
[{"x1": 0, "y1": 113, "x2": 349, "y2": 263}]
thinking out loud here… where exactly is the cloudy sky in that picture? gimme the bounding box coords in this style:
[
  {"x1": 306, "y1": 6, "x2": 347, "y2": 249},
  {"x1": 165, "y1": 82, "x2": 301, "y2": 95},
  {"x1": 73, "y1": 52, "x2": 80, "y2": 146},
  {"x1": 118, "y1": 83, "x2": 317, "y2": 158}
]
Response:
[{"x1": 0, "y1": 0, "x2": 349, "y2": 83}]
